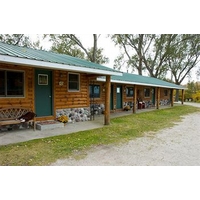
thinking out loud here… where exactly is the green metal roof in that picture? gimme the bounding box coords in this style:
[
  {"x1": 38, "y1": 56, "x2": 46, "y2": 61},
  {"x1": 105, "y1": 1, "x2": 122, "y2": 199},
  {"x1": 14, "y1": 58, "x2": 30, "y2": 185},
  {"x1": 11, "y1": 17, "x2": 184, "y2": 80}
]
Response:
[
  {"x1": 110, "y1": 72, "x2": 185, "y2": 89},
  {"x1": 0, "y1": 42, "x2": 122, "y2": 76},
  {"x1": 96, "y1": 72, "x2": 185, "y2": 89},
  {"x1": 0, "y1": 42, "x2": 186, "y2": 89}
]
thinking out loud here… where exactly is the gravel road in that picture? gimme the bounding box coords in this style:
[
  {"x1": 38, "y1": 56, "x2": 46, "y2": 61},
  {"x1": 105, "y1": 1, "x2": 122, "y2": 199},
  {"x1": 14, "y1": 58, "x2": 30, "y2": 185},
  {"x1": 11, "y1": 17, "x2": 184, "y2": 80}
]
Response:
[{"x1": 51, "y1": 102, "x2": 200, "y2": 166}]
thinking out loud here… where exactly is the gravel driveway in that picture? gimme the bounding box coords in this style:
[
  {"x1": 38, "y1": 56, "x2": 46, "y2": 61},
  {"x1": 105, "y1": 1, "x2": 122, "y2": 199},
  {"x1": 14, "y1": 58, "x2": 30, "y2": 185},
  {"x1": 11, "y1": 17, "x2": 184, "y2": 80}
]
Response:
[{"x1": 51, "y1": 102, "x2": 200, "y2": 166}]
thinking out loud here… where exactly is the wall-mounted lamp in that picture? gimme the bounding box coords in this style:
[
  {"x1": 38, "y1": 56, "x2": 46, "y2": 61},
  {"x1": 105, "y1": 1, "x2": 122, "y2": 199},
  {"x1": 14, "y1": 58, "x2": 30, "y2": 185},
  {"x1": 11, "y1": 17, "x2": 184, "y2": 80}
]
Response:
[
  {"x1": 102, "y1": 84, "x2": 105, "y2": 92},
  {"x1": 59, "y1": 72, "x2": 64, "y2": 86},
  {"x1": 59, "y1": 72, "x2": 63, "y2": 78},
  {"x1": 124, "y1": 85, "x2": 127, "y2": 93}
]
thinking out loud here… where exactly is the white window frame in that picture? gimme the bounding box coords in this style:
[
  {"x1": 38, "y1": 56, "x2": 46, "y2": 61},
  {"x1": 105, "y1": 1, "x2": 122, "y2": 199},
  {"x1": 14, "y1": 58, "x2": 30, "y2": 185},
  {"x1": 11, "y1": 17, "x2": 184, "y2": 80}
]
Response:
[
  {"x1": 0, "y1": 69, "x2": 25, "y2": 98},
  {"x1": 68, "y1": 72, "x2": 80, "y2": 92},
  {"x1": 144, "y1": 88, "x2": 150, "y2": 98}
]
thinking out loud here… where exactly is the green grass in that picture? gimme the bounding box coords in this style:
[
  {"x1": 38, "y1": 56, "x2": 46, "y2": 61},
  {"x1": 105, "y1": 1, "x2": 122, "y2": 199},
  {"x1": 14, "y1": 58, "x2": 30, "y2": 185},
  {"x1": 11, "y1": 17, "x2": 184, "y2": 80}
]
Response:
[{"x1": 0, "y1": 105, "x2": 199, "y2": 166}]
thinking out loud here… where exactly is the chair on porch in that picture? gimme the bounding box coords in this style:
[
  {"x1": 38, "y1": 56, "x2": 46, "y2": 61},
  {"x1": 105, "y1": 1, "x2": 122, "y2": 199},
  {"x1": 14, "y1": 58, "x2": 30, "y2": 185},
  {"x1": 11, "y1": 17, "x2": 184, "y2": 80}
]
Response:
[{"x1": 137, "y1": 98, "x2": 145, "y2": 109}]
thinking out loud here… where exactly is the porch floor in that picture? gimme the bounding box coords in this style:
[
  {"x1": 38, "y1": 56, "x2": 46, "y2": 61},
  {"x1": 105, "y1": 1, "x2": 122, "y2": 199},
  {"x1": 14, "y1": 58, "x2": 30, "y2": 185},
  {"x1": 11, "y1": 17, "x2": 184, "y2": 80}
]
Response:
[{"x1": 0, "y1": 104, "x2": 180, "y2": 146}]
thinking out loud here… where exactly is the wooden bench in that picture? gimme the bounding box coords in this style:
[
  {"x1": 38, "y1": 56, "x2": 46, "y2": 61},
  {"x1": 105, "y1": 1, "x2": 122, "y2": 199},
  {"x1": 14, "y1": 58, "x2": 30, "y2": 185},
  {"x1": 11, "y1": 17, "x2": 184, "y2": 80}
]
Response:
[{"x1": 0, "y1": 107, "x2": 36, "y2": 131}]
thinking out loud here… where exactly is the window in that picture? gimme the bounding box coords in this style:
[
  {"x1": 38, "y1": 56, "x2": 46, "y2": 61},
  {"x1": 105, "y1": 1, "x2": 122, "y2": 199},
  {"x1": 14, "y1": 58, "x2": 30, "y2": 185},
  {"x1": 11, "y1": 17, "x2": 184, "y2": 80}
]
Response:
[
  {"x1": 126, "y1": 87, "x2": 134, "y2": 97},
  {"x1": 0, "y1": 70, "x2": 24, "y2": 97},
  {"x1": 90, "y1": 85, "x2": 100, "y2": 98},
  {"x1": 38, "y1": 74, "x2": 48, "y2": 85},
  {"x1": 144, "y1": 88, "x2": 150, "y2": 97},
  {"x1": 68, "y1": 73, "x2": 80, "y2": 91},
  {"x1": 0, "y1": 70, "x2": 5, "y2": 96},
  {"x1": 164, "y1": 89, "x2": 168, "y2": 96}
]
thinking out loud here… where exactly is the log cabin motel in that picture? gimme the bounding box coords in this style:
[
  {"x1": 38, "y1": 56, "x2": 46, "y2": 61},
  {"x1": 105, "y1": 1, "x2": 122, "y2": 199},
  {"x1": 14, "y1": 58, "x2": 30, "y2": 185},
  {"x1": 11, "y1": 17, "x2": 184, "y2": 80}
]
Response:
[{"x1": 0, "y1": 42, "x2": 185, "y2": 128}]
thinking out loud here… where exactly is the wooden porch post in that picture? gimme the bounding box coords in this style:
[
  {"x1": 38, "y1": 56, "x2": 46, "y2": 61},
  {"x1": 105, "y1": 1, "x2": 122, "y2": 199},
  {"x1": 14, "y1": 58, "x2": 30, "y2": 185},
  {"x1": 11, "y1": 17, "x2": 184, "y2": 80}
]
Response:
[
  {"x1": 171, "y1": 89, "x2": 174, "y2": 107},
  {"x1": 156, "y1": 87, "x2": 160, "y2": 109},
  {"x1": 104, "y1": 75, "x2": 111, "y2": 125},
  {"x1": 181, "y1": 89, "x2": 184, "y2": 105},
  {"x1": 133, "y1": 85, "x2": 137, "y2": 113}
]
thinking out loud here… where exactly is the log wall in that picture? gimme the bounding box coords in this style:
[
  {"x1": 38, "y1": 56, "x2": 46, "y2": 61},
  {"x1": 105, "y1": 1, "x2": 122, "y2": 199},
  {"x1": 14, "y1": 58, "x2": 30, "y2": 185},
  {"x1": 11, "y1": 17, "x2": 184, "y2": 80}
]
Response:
[
  {"x1": 54, "y1": 71, "x2": 89, "y2": 109},
  {"x1": 88, "y1": 80, "x2": 105, "y2": 105},
  {"x1": 0, "y1": 63, "x2": 174, "y2": 120},
  {"x1": 0, "y1": 63, "x2": 34, "y2": 110},
  {"x1": 0, "y1": 64, "x2": 92, "y2": 120}
]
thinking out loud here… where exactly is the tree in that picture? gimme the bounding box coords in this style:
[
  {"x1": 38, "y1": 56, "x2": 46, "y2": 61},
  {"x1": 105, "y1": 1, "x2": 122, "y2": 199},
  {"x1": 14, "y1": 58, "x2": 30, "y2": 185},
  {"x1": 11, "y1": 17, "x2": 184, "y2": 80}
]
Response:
[
  {"x1": 185, "y1": 81, "x2": 200, "y2": 102},
  {"x1": 111, "y1": 34, "x2": 177, "y2": 78},
  {"x1": 44, "y1": 34, "x2": 109, "y2": 64},
  {"x1": 165, "y1": 34, "x2": 200, "y2": 101},
  {"x1": 142, "y1": 34, "x2": 178, "y2": 79},
  {"x1": 87, "y1": 47, "x2": 109, "y2": 64},
  {"x1": 111, "y1": 34, "x2": 147, "y2": 75},
  {"x1": 192, "y1": 90, "x2": 200, "y2": 102},
  {"x1": 167, "y1": 34, "x2": 200, "y2": 85},
  {"x1": 184, "y1": 81, "x2": 199, "y2": 101},
  {"x1": 111, "y1": 34, "x2": 200, "y2": 84},
  {"x1": 45, "y1": 34, "x2": 85, "y2": 59},
  {"x1": 0, "y1": 34, "x2": 42, "y2": 49}
]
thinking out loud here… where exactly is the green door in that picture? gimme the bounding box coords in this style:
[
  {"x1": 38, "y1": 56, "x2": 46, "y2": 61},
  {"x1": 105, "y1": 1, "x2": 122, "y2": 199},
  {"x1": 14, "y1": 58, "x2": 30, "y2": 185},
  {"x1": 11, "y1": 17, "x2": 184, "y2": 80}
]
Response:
[
  {"x1": 110, "y1": 85, "x2": 114, "y2": 110},
  {"x1": 116, "y1": 85, "x2": 122, "y2": 109},
  {"x1": 152, "y1": 88, "x2": 155, "y2": 105},
  {"x1": 35, "y1": 69, "x2": 53, "y2": 117}
]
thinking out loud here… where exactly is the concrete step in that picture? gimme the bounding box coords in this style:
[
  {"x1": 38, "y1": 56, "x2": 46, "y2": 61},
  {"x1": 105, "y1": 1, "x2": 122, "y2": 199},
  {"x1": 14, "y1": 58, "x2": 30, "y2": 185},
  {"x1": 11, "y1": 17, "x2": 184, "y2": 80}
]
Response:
[{"x1": 36, "y1": 120, "x2": 64, "y2": 131}]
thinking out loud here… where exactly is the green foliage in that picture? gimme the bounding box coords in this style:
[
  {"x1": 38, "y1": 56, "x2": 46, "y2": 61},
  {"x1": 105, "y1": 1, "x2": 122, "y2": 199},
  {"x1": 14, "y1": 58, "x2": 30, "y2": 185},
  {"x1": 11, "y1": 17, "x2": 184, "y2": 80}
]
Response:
[
  {"x1": 86, "y1": 47, "x2": 109, "y2": 64},
  {"x1": 0, "y1": 105, "x2": 199, "y2": 166},
  {"x1": 0, "y1": 34, "x2": 42, "y2": 49},
  {"x1": 184, "y1": 81, "x2": 200, "y2": 101},
  {"x1": 0, "y1": 34, "x2": 29, "y2": 46},
  {"x1": 44, "y1": 34, "x2": 109, "y2": 64},
  {"x1": 45, "y1": 34, "x2": 85, "y2": 58},
  {"x1": 167, "y1": 34, "x2": 200, "y2": 85},
  {"x1": 192, "y1": 91, "x2": 200, "y2": 102},
  {"x1": 110, "y1": 34, "x2": 200, "y2": 84}
]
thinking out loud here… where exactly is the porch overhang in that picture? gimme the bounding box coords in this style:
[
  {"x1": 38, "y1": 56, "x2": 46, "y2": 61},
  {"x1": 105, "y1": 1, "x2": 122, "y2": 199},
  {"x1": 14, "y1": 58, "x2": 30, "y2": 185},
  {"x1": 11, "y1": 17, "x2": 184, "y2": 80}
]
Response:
[
  {"x1": 0, "y1": 54, "x2": 123, "y2": 76},
  {"x1": 97, "y1": 77, "x2": 185, "y2": 90}
]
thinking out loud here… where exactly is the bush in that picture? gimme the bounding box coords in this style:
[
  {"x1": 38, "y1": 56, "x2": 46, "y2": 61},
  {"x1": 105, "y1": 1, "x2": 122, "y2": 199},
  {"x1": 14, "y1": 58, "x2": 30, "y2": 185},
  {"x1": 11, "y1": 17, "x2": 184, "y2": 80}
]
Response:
[{"x1": 192, "y1": 91, "x2": 200, "y2": 102}]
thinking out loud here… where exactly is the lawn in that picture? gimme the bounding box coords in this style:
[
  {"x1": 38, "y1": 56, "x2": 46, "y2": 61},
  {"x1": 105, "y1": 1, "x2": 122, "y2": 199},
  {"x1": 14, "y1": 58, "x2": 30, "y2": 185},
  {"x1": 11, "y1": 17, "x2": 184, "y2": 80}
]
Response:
[{"x1": 0, "y1": 105, "x2": 199, "y2": 166}]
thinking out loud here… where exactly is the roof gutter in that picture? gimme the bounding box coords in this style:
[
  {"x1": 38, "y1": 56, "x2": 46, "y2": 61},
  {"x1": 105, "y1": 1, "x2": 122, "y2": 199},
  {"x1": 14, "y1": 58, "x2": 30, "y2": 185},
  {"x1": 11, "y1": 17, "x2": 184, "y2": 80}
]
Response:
[{"x1": 0, "y1": 55, "x2": 123, "y2": 76}]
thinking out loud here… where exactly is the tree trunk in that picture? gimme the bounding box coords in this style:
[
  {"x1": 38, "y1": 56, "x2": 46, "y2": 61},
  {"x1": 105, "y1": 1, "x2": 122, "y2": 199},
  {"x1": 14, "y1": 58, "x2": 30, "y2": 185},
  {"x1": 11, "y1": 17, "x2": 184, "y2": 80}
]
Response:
[
  {"x1": 138, "y1": 34, "x2": 143, "y2": 75},
  {"x1": 92, "y1": 34, "x2": 97, "y2": 63}
]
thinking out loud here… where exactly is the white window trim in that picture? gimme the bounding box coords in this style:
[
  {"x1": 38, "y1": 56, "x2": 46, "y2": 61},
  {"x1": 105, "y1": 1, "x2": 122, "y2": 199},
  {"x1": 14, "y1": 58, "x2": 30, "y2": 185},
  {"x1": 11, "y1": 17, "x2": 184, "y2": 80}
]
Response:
[
  {"x1": 0, "y1": 68, "x2": 25, "y2": 98},
  {"x1": 68, "y1": 72, "x2": 80, "y2": 92},
  {"x1": 144, "y1": 88, "x2": 150, "y2": 98}
]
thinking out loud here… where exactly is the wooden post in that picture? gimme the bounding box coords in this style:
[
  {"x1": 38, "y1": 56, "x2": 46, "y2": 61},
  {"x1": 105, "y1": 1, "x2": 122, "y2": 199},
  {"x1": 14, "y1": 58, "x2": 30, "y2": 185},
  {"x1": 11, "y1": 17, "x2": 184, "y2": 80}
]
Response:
[
  {"x1": 171, "y1": 89, "x2": 174, "y2": 107},
  {"x1": 181, "y1": 89, "x2": 184, "y2": 105},
  {"x1": 104, "y1": 75, "x2": 111, "y2": 125},
  {"x1": 156, "y1": 87, "x2": 160, "y2": 109},
  {"x1": 133, "y1": 85, "x2": 137, "y2": 113}
]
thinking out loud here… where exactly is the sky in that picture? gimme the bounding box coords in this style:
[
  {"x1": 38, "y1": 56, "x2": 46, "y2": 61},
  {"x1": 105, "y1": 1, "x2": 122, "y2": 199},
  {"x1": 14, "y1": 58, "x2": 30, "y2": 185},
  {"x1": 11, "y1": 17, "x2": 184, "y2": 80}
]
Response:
[{"x1": 2, "y1": 0, "x2": 200, "y2": 85}]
